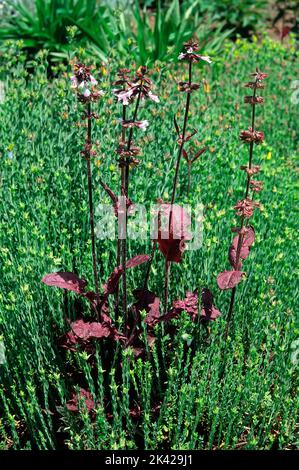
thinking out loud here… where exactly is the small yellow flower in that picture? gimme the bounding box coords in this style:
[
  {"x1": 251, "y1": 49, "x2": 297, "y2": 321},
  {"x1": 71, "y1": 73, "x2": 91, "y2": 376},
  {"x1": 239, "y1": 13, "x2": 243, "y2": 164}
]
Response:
[
  {"x1": 203, "y1": 81, "x2": 210, "y2": 93},
  {"x1": 100, "y1": 65, "x2": 108, "y2": 76},
  {"x1": 266, "y1": 151, "x2": 272, "y2": 160}
]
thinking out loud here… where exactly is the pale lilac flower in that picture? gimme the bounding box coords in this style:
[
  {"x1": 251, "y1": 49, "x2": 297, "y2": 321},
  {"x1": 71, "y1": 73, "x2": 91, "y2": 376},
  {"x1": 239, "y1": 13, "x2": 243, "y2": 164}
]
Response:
[
  {"x1": 89, "y1": 75, "x2": 98, "y2": 86},
  {"x1": 71, "y1": 63, "x2": 103, "y2": 102},
  {"x1": 148, "y1": 91, "x2": 159, "y2": 103},
  {"x1": 137, "y1": 120, "x2": 149, "y2": 130},
  {"x1": 178, "y1": 40, "x2": 212, "y2": 64},
  {"x1": 113, "y1": 88, "x2": 134, "y2": 105},
  {"x1": 118, "y1": 119, "x2": 149, "y2": 131},
  {"x1": 70, "y1": 75, "x2": 78, "y2": 88},
  {"x1": 199, "y1": 55, "x2": 212, "y2": 64},
  {"x1": 83, "y1": 88, "x2": 91, "y2": 98}
]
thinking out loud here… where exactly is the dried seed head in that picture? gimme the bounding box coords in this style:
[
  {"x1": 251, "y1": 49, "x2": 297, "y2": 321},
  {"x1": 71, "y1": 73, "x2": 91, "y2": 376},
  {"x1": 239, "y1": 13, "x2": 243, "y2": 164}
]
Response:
[
  {"x1": 240, "y1": 128, "x2": 264, "y2": 144},
  {"x1": 234, "y1": 198, "x2": 259, "y2": 218},
  {"x1": 244, "y1": 96, "x2": 264, "y2": 105},
  {"x1": 178, "y1": 39, "x2": 211, "y2": 63},
  {"x1": 250, "y1": 180, "x2": 264, "y2": 193},
  {"x1": 240, "y1": 165, "x2": 261, "y2": 176}
]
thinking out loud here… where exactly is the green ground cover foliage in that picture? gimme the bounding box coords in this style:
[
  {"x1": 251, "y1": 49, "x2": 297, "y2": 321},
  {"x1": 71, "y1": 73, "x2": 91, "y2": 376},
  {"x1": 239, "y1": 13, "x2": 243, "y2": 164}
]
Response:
[{"x1": 0, "y1": 35, "x2": 298, "y2": 449}]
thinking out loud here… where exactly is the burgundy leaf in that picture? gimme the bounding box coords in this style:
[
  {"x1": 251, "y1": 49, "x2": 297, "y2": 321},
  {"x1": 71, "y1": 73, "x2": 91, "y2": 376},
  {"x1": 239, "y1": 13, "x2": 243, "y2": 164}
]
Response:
[
  {"x1": 158, "y1": 308, "x2": 179, "y2": 323},
  {"x1": 66, "y1": 388, "x2": 95, "y2": 413},
  {"x1": 228, "y1": 244, "x2": 249, "y2": 269},
  {"x1": 159, "y1": 238, "x2": 187, "y2": 263},
  {"x1": 133, "y1": 289, "x2": 160, "y2": 328},
  {"x1": 129, "y1": 405, "x2": 142, "y2": 419},
  {"x1": 154, "y1": 203, "x2": 191, "y2": 263},
  {"x1": 146, "y1": 333, "x2": 156, "y2": 348},
  {"x1": 59, "y1": 330, "x2": 79, "y2": 351},
  {"x1": 182, "y1": 149, "x2": 188, "y2": 161},
  {"x1": 126, "y1": 254, "x2": 150, "y2": 269},
  {"x1": 191, "y1": 146, "x2": 207, "y2": 163},
  {"x1": 201, "y1": 288, "x2": 221, "y2": 321},
  {"x1": 109, "y1": 326, "x2": 127, "y2": 342},
  {"x1": 100, "y1": 180, "x2": 133, "y2": 217},
  {"x1": 99, "y1": 180, "x2": 117, "y2": 204},
  {"x1": 102, "y1": 255, "x2": 150, "y2": 296},
  {"x1": 172, "y1": 289, "x2": 198, "y2": 321},
  {"x1": 71, "y1": 319, "x2": 111, "y2": 340},
  {"x1": 229, "y1": 226, "x2": 255, "y2": 269},
  {"x1": 217, "y1": 270, "x2": 245, "y2": 290},
  {"x1": 42, "y1": 272, "x2": 87, "y2": 294},
  {"x1": 173, "y1": 115, "x2": 180, "y2": 136},
  {"x1": 132, "y1": 347, "x2": 145, "y2": 358},
  {"x1": 159, "y1": 290, "x2": 198, "y2": 323},
  {"x1": 103, "y1": 266, "x2": 123, "y2": 295},
  {"x1": 84, "y1": 291, "x2": 98, "y2": 302},
  {"x1": 232, "y1": 226, "x2": 255, "y2": 247},
  {"x1": 281, "y1": 26, "x2": 291, "y2": 40}
]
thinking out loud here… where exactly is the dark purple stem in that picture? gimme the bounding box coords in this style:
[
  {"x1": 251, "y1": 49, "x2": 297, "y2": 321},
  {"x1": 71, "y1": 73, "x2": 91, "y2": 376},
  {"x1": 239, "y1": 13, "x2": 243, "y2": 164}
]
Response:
[
  {"x1": 86, "y1": 101, "x2": 100, "y2": 306},
  {"x1": 224, "y1": 86, "x2": 257, "y2": 340},
  {"x1": 122, "y1": 87, "x2": 142, "y2": 325}
]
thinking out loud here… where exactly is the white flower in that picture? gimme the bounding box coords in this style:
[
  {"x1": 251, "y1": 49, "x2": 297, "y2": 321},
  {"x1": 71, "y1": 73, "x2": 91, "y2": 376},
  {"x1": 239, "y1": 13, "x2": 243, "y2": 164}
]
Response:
[
  {"x1": 148, "y1": 91, "x2": 159, "y2": 103},
  {"x1": 70, "y1": 75, "x2": 78, "y2": 88},
  {"x1": 90, "y1": 75, "x2": 98, "y2": 86},
  {"x1": 114, "y1": 88, "x2": 134, "y2": 105},
  {"x1": 83, "y1": 88, "x2": 91, "y2": 98},
  {"x1": 199, "y1": 55, "x2": 212, "y2": 64},
  {"x1": 71, "y1": 75, "x2": 98, "y2": 92},
  {"x1": 137, "y1": 120, "x2": 149, "y2": 131}
]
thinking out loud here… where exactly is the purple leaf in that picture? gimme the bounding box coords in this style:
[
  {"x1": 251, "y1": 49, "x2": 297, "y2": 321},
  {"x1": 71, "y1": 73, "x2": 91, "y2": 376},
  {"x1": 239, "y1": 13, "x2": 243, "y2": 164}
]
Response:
[
  {"x1": 146, "y1": 333, "x2": 156, "y2": 348},
  {"x1": 201, "y1": 288, "x2": 221, "y2": 321},
  {"x1": 66, "y1": 388, "x2": 95, "y2": 413},
  {"x1": 229, "y1": 226, "x2": 255, "y2": 269},
  {"x1": 228, "y1": 244, "x2": 250, "y2": 269},
  {"x1": 70, "y1": 319, "x2": 111, "y2": 340},
  {"x1": 159, "y1": 290, "x2": 198, "y2": 323},
  {"x1": 126, "y1": 254, "x2": 150, "y2": 269},
  {"x1": 99, "y1": 180, "x2": 133, "y2": 217},
  {"x1": 133, "y1": 289, "x2": 160, "y2": 328},
  {"x1": 173, "y1": 115, "x2": 180, "y2": 136},
  {"x1": 172, "y1": 290, "x2": 198, "y2": 321},
  {"x1": 103, "y1": 266, "x2": 123, "y2": 295},
  {"x1": 102, "y1": 255, "x2": 150, "y2": 296},
  {"x1": 42, "y1": 272, "x2": 87, "y2": 294},
  {"x1": 191, "y1": 146, "x2": 207, "y2": 163},
  {"x1": 243, "y1": 226, "x2": 255, "y2": 247},
  {"x1": 182, "y1": 149, "x2": 188, "y2": 161},
  {"x1": 217, "y1": 270, "x2": 245, "y2": 290},
  {"x1": 154, "y1": 203, "x2": 191, "y2": 263}
]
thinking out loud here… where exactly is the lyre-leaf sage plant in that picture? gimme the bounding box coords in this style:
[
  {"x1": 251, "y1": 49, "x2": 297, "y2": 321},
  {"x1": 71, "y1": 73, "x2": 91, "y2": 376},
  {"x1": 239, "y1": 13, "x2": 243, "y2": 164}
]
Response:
[
  {"x1": 156, "y1": 39, "x2": 211, "y2": 312},
  {"x1": 217, "y1": 68, "x2": 268, "y2": 339}
]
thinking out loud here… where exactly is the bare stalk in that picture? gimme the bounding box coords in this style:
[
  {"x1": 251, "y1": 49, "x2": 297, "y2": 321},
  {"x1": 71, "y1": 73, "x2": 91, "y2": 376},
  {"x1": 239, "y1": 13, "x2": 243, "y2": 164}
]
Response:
[
  {"x1": 143, "y1": 241, "x2": 157, "y2": 290},
  {"x1": 224, "y1": 88, "x2": 257, "y2": 340},
  {"x1": 170, "y1": 61, "x2": 192, "y2": 208},
  {"x1": 115, "y1": 104, "x2": 127, "y2": 316},
  {"x1": 86, "y1": 101, "x2": 99, "y2": 302},
  {"x1": 164, "y1": 61, "x2": 192, "y2": 312},
  {"x1": 122, "y1": 88, "x2": 142, "y2": 324},
  {"x1": 187, "y1": 161, "x2": 191, "y2": 196},
  {"x1": 164, "y1": 261, "x2": 171, "y2": 314}
]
